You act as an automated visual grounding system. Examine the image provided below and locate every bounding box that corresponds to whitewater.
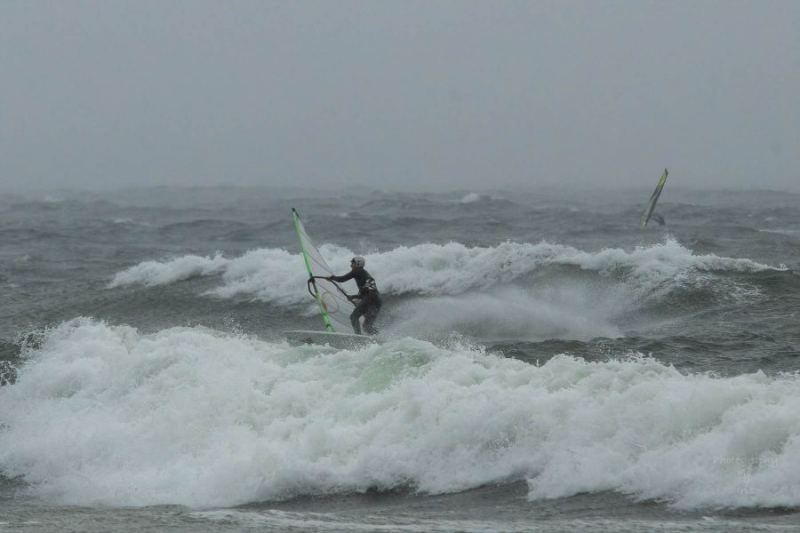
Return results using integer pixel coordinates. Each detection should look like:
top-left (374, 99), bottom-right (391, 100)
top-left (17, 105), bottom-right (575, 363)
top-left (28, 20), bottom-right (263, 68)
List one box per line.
top-left (3, 318), bottom-right (800, 510)
top-left (108, 237), bottom-right (779, 303)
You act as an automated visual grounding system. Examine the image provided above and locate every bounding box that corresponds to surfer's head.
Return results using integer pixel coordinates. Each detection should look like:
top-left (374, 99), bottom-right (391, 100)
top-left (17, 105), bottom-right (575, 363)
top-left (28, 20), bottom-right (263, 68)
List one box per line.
top-left (350, 256), bottom-right (366, 270)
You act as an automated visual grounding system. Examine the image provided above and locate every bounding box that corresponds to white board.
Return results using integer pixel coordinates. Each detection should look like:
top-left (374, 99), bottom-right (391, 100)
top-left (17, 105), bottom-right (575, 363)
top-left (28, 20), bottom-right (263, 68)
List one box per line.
top-left (284, 330), bottom-right (377, 349)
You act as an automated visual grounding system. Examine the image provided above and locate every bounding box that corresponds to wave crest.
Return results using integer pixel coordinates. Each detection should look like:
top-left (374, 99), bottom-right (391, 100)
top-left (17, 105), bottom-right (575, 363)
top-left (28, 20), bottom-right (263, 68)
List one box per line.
top-left (108, 238), bottom-right (783, 307)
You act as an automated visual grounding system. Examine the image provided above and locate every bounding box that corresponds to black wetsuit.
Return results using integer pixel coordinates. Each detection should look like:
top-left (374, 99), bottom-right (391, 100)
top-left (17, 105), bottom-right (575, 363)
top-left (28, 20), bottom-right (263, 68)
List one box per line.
top-left (330, 268), bottom-right (381, 335)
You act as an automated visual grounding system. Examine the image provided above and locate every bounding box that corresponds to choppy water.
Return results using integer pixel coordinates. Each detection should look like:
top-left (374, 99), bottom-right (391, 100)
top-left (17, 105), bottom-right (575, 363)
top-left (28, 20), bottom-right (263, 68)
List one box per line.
top-left (1, 186), bottom-right (800, 532)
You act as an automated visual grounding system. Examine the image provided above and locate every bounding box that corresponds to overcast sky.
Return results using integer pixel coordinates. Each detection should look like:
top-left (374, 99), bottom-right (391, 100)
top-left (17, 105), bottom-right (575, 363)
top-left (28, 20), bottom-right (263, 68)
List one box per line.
top-left (1, 0), bottom-right (798, 193)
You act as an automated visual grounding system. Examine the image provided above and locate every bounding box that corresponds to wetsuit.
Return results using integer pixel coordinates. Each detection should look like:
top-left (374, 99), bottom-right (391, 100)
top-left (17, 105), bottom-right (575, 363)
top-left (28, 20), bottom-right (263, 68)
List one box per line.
top-left (330, 268), bottom-right (381, 335)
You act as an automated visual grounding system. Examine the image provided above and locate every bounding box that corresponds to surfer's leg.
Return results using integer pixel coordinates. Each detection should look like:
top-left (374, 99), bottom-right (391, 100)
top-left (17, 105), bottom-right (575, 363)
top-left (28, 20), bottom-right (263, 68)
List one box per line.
top-left (363, 299), bottom-right (381, 335)
top-left (350, 306), bottom-right (363, 335)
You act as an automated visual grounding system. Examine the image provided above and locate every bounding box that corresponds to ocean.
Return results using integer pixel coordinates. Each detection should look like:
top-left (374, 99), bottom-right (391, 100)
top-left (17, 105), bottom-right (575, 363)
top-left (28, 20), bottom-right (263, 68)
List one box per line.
top-left (1, 185), bottom-right (799, 532)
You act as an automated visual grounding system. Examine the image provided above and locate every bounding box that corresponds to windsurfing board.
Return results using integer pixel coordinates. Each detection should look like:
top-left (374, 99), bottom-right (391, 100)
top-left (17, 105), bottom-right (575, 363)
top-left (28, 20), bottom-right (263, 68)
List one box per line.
top-left (284, 329), bottom-right (376, 349)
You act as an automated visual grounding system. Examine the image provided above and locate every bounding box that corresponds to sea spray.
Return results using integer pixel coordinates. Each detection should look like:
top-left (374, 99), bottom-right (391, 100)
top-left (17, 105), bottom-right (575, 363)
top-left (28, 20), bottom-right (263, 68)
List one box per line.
top-left (1, 319), bottom-right (799, 509)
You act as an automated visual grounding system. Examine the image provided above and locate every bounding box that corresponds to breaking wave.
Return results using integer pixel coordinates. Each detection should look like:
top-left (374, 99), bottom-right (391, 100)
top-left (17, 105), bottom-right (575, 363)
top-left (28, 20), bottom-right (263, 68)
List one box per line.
top-left (108, 238), bottom-right (784, 306)
top-left (1, 319), bottom-right (799, 509)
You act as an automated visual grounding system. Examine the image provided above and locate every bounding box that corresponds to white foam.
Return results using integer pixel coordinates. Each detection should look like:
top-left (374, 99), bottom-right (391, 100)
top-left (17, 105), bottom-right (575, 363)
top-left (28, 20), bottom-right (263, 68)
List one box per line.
top-left (460, 192), bottom-right (483, 204)
top-left (108, 238), bottom-right (782, 307)
top-left (759, 228), bottom-right (800, 236)
top-left (108, 253), bottom-right (229, 288)
top-left (1, 319), bottom-right (799, 509)
top-left (385, 285), bottom-right (625, 341)
top-left (111, 217), bottom-right (151, 227)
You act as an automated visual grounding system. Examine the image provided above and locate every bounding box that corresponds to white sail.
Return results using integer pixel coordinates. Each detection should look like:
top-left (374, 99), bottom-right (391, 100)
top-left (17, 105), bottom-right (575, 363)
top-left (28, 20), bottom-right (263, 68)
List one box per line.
top-left (292, 208), bottom-right (355, 332)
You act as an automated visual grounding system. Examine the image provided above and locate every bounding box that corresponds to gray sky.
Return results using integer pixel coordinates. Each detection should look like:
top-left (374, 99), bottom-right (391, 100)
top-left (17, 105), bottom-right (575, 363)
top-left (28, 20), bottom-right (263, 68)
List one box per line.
top-left (1, 0), bottom-right (798, 192)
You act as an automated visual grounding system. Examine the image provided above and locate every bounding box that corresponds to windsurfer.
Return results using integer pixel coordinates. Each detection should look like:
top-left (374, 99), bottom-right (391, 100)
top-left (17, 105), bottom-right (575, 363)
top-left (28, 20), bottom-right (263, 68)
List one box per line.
top-left (328, 256), bottom-right (382, 335)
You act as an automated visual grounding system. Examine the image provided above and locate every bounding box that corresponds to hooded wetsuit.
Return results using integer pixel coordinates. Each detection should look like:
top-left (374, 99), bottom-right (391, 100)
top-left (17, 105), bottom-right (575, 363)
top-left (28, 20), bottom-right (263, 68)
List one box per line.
top-left (330, 268), bottom-right (381, 335)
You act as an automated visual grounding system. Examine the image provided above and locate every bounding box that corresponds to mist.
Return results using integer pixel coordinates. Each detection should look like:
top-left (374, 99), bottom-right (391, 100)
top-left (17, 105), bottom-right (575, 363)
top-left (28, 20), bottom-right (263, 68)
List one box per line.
top-left (1, 0), bottom-right (798, 193)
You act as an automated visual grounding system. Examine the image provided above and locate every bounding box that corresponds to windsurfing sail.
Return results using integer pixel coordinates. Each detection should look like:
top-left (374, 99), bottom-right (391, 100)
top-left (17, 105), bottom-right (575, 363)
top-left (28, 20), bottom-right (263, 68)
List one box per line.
top-left (640, 168), bottom-right (669, 228)
top-left (292, 208), bottom-right (355, 332)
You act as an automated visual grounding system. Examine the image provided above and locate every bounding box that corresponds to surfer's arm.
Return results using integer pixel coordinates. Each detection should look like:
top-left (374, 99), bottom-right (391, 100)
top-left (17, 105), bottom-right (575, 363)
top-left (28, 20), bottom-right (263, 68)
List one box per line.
top-left (328, 272), bottom-right (354, 283)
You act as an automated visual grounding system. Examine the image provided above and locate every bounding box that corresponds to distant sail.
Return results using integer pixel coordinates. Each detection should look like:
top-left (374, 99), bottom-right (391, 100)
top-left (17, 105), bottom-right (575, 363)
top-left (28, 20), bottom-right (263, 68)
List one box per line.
top-left (292, 208), bottom-right (355, 332)
top-left (640, 168), bottom-right (669, 228)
